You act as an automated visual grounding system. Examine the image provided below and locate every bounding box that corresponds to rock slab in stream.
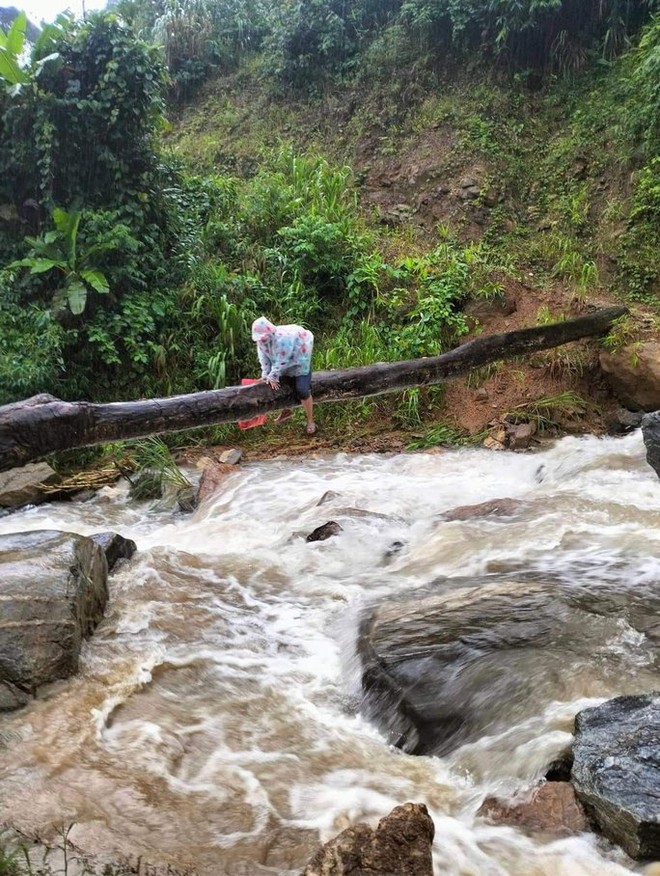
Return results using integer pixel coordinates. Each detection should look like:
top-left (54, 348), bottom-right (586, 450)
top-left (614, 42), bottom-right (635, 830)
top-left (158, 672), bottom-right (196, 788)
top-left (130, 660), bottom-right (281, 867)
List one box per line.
top-left (359, 578), bottom-right (656, 756)
top-left (302, 802), bottom-right (434, 876)
top-left (571, 693), bottom-right (660, 860)
top-left (0, 530), bottom-right (109, 711)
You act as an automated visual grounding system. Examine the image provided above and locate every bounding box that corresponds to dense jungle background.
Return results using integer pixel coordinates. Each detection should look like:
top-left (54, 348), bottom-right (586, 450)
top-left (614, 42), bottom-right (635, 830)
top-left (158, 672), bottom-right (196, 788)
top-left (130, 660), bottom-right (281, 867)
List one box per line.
top-left (1, 0), bottom-right (660, 458)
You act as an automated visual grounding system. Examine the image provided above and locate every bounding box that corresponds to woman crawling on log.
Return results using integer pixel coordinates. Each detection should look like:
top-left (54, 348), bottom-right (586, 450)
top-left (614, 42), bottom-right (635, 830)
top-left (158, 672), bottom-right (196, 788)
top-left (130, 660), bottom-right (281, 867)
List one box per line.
top-left (251, 317), bottom-right (317, 435)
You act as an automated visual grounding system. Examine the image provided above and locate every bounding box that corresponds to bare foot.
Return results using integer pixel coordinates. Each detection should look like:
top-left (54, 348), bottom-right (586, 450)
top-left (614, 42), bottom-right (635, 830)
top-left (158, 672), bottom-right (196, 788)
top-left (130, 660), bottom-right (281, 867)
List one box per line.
top-left (306, 422), bottom-right (317, 435)
top-left (274, 409), bottom-right (293, 424)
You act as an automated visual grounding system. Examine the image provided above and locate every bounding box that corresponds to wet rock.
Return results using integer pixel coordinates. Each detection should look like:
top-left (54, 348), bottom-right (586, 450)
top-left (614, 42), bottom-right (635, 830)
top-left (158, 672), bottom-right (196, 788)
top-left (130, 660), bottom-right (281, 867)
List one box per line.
top-left (90, 532), bottom-right (137, 572)
top-left (218, 448), bottom-right (243, 465)
top-left (506, 422), bottom-right (534, 450)
top-left (0, 462), bottom-right (59, 510)
top-left (317, 490), bottom-right (340, 505)
top-left (571, 693), bottom-right (660, 860)
top-left (600, 343), bottom-right (660, 411)
top-left (176, 486), bottom-right (197, 513)
top-left (196, 461), bottom-right (235, 505)
top-left (545, 753), bottom-right (574, 782)
top-left (612, 408), bottom-right (644, 433)
top-left (262, 824), bottom-right (320, 870)
top-left (302, 802), bottom-right (434, 876)
top-left (439, 497), bottom-right (525, 521)
top-left (0, 679), bottom-right (30, 712)
top-left (359, 578), bottom-right (653, 756)
top-left (306, 521), bottom-right (343, 542)
top-left (478, 782), bottom-right (588, 837)
top-left (641, 411), bottom-right (660, 480)
top-left (0, 530), bottom-right (108, 711)
top-left (385, 540), bottom-right (406, 559)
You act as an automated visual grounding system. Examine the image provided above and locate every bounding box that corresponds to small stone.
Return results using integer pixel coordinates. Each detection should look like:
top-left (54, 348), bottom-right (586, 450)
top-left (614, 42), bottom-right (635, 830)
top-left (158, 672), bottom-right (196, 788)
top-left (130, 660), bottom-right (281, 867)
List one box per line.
top-left (478, 782), bottom-right (588, 837)
top-left (218, 448), bottom-right (243, 465)
top-left (306, 521), bottom-right (343, 542)
top-left (506, 422), bottom-right (534, 450)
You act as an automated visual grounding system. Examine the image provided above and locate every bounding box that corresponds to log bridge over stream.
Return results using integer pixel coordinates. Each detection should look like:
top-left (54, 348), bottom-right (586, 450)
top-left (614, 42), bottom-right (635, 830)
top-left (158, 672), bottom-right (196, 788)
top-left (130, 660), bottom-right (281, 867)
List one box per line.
top-left (0, 306), bottom-right (628, 472)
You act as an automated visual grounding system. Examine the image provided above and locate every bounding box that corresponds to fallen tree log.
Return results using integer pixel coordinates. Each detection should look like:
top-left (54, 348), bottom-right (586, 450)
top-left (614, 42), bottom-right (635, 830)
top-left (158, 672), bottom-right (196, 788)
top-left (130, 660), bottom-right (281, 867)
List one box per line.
top-left (0, 306), bottom-right (627, 471)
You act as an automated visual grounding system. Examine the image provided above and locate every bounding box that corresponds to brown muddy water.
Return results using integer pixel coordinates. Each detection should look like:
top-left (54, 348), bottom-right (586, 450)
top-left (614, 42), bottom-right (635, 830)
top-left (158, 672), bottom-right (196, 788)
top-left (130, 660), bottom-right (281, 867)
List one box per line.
top-left (0, 432), bottom-right (659, 875)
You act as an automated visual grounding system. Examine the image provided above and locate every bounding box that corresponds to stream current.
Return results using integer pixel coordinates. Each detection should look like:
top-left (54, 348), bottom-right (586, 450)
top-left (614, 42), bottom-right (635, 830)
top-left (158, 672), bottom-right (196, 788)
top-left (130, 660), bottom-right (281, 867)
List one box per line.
top-left (0, 432), bottom-right (659, 875)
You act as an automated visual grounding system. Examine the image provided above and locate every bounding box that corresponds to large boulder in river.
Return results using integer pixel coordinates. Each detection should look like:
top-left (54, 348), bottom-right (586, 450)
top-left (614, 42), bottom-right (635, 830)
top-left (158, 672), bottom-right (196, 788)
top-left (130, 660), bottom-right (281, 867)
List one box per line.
top-left (302, 802), bottom-right (434, 876)
top-left (359, 577), bottom-right (657, 756)
top-left (0, 530), bottom-right (109, 711)
top-left (571, 694), bottom-right (660, 860)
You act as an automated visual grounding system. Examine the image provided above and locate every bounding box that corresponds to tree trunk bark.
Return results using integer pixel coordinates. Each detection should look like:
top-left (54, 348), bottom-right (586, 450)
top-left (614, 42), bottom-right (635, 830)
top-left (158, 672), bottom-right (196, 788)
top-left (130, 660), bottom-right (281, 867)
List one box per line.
top-left (0, 306), bottom-right (627, 472)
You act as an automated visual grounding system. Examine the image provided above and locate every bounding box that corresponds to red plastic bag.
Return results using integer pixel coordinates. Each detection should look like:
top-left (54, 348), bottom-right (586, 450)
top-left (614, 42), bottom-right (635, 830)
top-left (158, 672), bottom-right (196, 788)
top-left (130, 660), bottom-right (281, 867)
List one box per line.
top-left (238, 378), bottom-right (268, 430)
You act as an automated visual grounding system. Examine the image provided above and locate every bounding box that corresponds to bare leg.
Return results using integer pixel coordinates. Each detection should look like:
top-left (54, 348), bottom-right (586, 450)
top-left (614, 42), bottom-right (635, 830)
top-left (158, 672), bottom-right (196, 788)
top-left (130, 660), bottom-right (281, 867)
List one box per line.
top-left (301, 396), bottom-right (316, 434)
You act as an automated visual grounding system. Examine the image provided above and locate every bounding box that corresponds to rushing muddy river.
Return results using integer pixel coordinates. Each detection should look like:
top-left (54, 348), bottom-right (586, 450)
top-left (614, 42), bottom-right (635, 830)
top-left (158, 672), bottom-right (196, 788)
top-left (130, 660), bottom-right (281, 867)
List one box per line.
top-left (0, 432), bottom-right (659, 875)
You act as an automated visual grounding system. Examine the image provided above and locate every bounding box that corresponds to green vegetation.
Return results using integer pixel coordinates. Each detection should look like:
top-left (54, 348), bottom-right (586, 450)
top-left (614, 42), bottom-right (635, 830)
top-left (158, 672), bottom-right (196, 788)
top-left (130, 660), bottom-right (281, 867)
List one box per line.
top-left (127, 436), bottom-right (192, 502)
top-left (506, 391), bottom-right (597, 432)
top-left (0, 849), bottom-right (21, 876)
top-left (0, 0), bottom-right (659, 446)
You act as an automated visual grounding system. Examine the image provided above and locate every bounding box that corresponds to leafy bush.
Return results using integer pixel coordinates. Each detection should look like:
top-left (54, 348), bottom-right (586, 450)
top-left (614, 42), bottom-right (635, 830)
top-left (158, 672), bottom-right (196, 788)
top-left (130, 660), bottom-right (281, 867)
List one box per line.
top-left (0, 271), bottom-right (65, 403)
top-left (615, 157), bottom-right (660, 300)
top-left (1, 12), bottom-right (167, 210)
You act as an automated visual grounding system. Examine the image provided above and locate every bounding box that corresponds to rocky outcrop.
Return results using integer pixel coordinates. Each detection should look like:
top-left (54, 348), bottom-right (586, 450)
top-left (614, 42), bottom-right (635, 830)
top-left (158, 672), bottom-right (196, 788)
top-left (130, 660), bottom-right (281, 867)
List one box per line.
top-left (600, 343), bottom-right (660, 411)
top-left (302, 802), bottom-right (434, 876)
top-left (0, 530), bottom-right (109, 711)
top-left (478, 782), bottom-right (588, 837)
top-left (0, 462), bottom-right (59, 510)
top-left (642, 411), bottom-right (660, 480)
top-left (571, 694), bottom-right (660, 860)
top-left (89, 532), bottom-right (137, 571)
top-left (359, 577), bottom-right (655, 756)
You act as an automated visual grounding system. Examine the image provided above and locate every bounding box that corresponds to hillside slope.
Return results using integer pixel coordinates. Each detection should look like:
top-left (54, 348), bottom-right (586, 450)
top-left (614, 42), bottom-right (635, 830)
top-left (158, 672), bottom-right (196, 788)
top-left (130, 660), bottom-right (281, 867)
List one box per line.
top-left (166, 66), bottom-right (657, 448)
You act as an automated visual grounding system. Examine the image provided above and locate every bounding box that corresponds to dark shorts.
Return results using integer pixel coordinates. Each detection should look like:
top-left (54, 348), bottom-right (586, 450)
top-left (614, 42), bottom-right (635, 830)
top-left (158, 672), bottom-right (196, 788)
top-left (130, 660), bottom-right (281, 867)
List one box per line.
top-left (283, 371), bottom-right (312, 401)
